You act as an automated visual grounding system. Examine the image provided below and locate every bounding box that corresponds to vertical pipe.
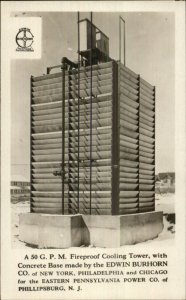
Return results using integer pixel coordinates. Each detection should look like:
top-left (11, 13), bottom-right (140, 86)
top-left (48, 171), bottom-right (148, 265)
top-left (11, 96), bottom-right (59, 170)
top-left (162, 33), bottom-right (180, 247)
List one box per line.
top-left (77, 12), bottom-right (80, 213)
top-left (137, 75), bottom-right (140, 213)
top-left (68, 69), bottom-right (72, 214)
top-left (153, 86), bottom-right (156, 211)
top-left (119, 17), bottom-right (121, 62)
top-left (111, 61), bottom-right (119, 215)
top-left (89, 12), bottom-right (92, 215)
top-left (119, 17), bottom-right (126, 66)
top-left (123, 19), bottom-right (126, 66)
top-left (61, 62), bottom-right (66, 215)
top-left (30, 76), bottom-right (33, 213)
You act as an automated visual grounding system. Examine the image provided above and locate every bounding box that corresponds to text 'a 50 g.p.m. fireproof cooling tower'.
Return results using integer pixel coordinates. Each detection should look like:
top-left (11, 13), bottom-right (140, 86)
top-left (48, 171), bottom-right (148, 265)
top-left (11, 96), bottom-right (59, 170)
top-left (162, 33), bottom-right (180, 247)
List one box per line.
top-left (19, 16), bottom-right (163, 248)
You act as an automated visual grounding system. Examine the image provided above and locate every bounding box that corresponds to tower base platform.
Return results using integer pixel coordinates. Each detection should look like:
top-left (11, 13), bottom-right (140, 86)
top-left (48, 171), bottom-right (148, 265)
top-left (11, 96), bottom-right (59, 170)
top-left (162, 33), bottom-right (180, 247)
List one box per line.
top-left (19, 211), bottom-right (163, 248)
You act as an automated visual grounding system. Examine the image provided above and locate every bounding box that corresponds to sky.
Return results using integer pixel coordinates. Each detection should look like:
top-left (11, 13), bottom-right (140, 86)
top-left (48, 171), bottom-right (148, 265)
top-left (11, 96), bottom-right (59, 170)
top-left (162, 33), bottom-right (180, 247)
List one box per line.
top-left (11, 12), bottom-right (175, 181)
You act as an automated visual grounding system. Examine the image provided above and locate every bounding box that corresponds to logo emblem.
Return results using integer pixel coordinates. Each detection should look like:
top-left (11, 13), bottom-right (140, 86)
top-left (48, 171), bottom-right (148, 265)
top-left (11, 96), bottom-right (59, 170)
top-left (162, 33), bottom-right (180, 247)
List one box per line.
top-left (16, 28), bottom-right (34, 52)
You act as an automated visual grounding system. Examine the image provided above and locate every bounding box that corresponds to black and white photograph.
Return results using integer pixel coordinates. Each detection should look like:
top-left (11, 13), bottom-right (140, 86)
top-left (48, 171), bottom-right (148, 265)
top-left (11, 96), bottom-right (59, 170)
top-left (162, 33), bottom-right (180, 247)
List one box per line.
top-left (11, 10), bottom-right (175, 248)
top-left (1, 1), bottom-right (185, 300)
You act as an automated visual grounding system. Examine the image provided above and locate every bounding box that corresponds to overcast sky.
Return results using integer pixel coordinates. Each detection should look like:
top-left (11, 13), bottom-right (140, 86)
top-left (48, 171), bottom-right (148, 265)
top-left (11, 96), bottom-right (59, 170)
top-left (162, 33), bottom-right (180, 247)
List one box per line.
top-left (11, 12), bottom-right (175, 181)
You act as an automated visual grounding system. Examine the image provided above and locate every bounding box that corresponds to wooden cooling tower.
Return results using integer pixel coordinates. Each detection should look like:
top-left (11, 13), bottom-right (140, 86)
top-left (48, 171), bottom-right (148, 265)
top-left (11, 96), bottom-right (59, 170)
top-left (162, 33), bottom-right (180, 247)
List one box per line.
top-left (30, 60), bottom-right (155, 216)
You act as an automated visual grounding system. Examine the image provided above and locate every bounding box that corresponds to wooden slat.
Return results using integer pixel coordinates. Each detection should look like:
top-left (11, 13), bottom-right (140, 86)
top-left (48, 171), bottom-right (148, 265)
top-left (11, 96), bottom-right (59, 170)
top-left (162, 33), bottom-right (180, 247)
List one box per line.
top-left (120, 81), bottom-right (138, 96)
top-left (120, 146), bottom-right (138, 155)
top-left (32, 177), bottom-right (62, 183)
top-left (32, 111), bottom-right (112, 127)
top-left (31, 208), bottom-right (64, 214)
top-left (33, 143), bottom-right (62, 150)
top-left (139, 162), bottom-right (155, 170)
top-left (119, 197), bottom-right (138, 203)
top-left (121, 108), bottom-right (138, 120)
top-left (139, 151), bottom-right (154, 159)
top-left (32, 154), bottom-right (66, 162)
top-left (32, 95), bottom-right (111, 111)
top-left (140, 105), bottom-right (155, 117)
top-left (31, 191), bottom-right (62, 197)
top-left (140, 122), bottom-right (154, 133)
top-left (139, 184), bottom-right (154, 191)
top-left (139, 191), bottom-right (154, 197)
top-left (32, 132), bottom-right (63, 141)
top-left (140, 85), bottom-right (154, 99)
top-left (120, 140), bottom-right (138, 150)
top-left (32, 162), bottom-right (62, 169)
top-left (139, 145), bottom-right (154, 154)
top-left (120, 178), bottom-right (138, 184)
top-left (33, 72), bottom-right (112, 94)
top-left (119, 208), bottom-right (138, 214)
top-left (119, 203), bottom-right (138, 209)
top-left (120, 72), bottom-right (138, 90)
top-left (32, 183), bottom-right (64, 191)
top-left (120, 120), bottom-right (138, 131)
top-left (33, 173), bottom-right (61, 179)
top-left (140, 111), bottom-right (154, 123)
top-left (139, 139), bottom-right (154, 149)
top-left (122, 115), bottom-right (138, 126)
top-left (32, 107), bottom-right (62, 117)
top-left (32, 118), bottom-right (62, 127)
top-left (119, 191), bottom-right (138, 197)
top-left (119, 172), bottom-right (138, 179)
top-left (120, 67), bottom-right (138, 84)
top-left (120, 128), bottom-right (139, 139)
top-left (120, 102), bottom-right (138, 115)
top-left (140, 77), bottom-right (154, 91)
top-left (32, 197), bottom-right (62, 202)
top-left (140, 97), bottom-right (155, 109)
top-left (139, 174), bottom-right (154, 180)
top-left (139, 179), bottom-right (154, 184)
top-left (120, 159), bottom-right (139, 168)
top-left (139, 116), bottom-right (154, 128)
top-left (139, 134), bottom-right (154, 144)
top-left (140, 89), bottom-right (154, 101)
top-left (120, 134), bottom-right (138, 145)
top-left (120, 152), bottom-right (138, 161)
top-left (32, 202), bottom-right (63, 208)
top-left (120, 93), bottom-right (139, 107)
top-left (139, 208), bottom-right (154, 213)
top-left (139, 197), bottom-right (154, 202)
top-left (32, 113), bottom-right (62, 121)
top-left (79, 208), bottom-right (111, 215)
top-left (33, 82), bottom-right (63, 92)
top-left (139, 202), bottom-right (154, 208)
top-left (119, 183), bottom-right (138, 191)
top-left (33, 61), bottom-right (112, 82)
top-left (139, 156), bottom-right (154, 164)
top-left (120, 65), bottom-right (138, 79)
top-left (139, 169), bottom-right (154, 176)
top-left (120, 166), bottom-right (138, 174)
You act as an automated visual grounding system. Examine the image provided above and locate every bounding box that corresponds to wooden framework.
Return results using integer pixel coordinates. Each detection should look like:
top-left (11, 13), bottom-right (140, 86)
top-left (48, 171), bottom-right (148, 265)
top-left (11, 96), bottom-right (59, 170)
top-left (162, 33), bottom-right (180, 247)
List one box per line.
top-left (30, 60), bottom-right (155, 215)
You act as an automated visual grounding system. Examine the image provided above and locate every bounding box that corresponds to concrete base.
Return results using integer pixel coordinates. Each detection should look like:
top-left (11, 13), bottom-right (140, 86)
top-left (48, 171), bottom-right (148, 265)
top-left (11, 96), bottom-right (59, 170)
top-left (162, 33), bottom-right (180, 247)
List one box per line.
top-left (19, 214), bottom-right (85, 248)
top-left (19, 212), bottom-right (163, 248)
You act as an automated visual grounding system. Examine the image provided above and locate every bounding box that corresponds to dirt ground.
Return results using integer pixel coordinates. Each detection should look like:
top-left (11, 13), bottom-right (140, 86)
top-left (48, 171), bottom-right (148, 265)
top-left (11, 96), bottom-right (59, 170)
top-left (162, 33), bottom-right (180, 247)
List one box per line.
top-left (11, 193), bottom-right (175, 248)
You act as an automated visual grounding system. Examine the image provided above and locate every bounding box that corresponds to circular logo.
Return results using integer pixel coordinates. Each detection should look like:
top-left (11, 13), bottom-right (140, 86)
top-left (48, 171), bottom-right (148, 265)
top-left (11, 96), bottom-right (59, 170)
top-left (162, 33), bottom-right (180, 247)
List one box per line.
top-left (16, 28), bottom-right (34, 51)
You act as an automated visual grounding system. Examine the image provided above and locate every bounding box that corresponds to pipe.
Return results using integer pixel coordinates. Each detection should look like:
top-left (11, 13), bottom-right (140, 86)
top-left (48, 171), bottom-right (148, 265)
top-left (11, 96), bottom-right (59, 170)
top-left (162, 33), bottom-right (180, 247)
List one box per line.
top-left (61, 58), bottom-right (66, 214)
top-left (61, 57), bottom-right (78, 70)
top-left (60, 57), bottom-right (79, 214)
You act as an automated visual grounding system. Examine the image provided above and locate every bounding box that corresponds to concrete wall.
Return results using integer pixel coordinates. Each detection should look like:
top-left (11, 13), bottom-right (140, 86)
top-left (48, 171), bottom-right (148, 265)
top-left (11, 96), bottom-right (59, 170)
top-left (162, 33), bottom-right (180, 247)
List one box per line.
top-left (19, 211), bottom-right (163, 248)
